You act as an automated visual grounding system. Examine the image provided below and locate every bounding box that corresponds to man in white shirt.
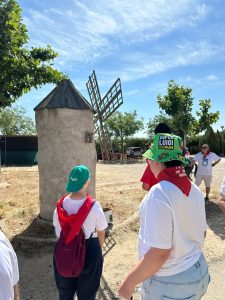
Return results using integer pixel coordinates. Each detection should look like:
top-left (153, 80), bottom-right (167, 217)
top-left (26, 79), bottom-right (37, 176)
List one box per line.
top-left (191, 144), bottom-right (221, 200)
top-left (0, 229), bottom-right (20, 300)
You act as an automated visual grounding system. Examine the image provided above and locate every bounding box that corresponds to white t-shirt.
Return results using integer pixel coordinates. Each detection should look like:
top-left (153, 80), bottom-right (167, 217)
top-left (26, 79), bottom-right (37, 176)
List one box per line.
top-left (138, 181), bottom-right (207, 276)
top-left (0, 230), bottom-right (19, 300)
top-left (221, 177), bottom-right (225, 196)
top-left (53, 197), bottom-right (108, 239)
top-left (194, 152), bottom-right (220, 175)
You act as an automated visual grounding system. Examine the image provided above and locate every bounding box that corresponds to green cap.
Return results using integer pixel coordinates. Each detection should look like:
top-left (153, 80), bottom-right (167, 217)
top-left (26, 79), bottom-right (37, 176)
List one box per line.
top-left (143, 133), bottom-right (189, 165)
top-left (66, 165), bottom-right (90, 193)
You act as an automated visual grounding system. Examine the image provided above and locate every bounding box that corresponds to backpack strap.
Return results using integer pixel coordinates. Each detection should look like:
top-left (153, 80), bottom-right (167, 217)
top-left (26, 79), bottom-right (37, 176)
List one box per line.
top-left (59, 194), bottom-right (95, 245)
top-left (82, 200), bottom-right (96, 240)
top-left (56, 195), bottom-right (67, 208)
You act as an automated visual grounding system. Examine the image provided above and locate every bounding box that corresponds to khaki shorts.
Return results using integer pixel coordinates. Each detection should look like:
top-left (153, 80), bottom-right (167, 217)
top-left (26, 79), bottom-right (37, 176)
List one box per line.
top-left (195, 174), bottom-right (212, 188)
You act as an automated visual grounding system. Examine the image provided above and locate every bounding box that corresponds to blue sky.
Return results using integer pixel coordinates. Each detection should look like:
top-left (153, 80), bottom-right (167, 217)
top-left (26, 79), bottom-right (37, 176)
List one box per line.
top-left (16, 0), bottom-right (225, 135)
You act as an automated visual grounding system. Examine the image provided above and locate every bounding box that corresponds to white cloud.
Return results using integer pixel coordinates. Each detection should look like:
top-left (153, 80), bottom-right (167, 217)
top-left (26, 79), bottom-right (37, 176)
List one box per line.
top-left (22, 0), bottom-right (210, 66)
top-left (206, 74), bottom-right (219, 81)
top-left (99, 40), bottom-right (225, 82)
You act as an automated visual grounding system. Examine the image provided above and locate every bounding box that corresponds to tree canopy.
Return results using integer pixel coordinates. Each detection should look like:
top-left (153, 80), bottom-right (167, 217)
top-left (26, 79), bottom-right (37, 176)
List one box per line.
top-left (107, 111), bottom-right (143, 153)
top-left (195, 99), bottom-right (220, 133)
top-left (148, 80), bottom-right (220, 145)
top-left (157, 80), bottom-right (195, 139)
top-left (0, 106), bottom-right (36, 135)
top-left (0, 0), bottom-right (66, 108)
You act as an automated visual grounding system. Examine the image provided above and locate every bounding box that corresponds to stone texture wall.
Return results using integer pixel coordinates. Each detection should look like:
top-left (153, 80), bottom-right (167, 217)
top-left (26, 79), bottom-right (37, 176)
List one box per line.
top-left (36, 108), bottom-right (96, 221)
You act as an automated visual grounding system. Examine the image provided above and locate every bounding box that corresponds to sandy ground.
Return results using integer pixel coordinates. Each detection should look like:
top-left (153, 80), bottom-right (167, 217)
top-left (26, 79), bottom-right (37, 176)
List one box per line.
top-left (0, 159), bottom-right (225, 299)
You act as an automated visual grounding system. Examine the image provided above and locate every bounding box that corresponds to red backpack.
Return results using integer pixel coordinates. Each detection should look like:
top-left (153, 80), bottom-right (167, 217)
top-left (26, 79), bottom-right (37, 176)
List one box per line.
top-left (54, 195), bottom-right (95, 278)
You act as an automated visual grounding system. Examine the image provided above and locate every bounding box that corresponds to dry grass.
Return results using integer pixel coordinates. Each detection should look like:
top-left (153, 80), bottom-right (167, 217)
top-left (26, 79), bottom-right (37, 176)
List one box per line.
top-left (0, 163), bottom-right (146, 238)
top-left (0, 167), bottom-right (39, 238)
top-left (1, 161), bottom-right (225, 300)
top-left (0, 159), bottom-right (224, 239)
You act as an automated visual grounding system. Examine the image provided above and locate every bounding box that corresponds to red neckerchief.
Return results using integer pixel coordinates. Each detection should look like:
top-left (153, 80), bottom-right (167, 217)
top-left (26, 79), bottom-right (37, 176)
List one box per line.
top-left (157, 166), bottom-right (191, 196)
top-left (56, 194), bottom-right (94, 244)
top-left (201, 150), bottom-right (210, 159)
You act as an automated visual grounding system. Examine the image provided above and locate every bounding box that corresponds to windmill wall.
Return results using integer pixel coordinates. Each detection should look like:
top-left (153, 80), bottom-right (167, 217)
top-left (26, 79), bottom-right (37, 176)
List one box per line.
top-left (36, 108), bottom-right (96, 221)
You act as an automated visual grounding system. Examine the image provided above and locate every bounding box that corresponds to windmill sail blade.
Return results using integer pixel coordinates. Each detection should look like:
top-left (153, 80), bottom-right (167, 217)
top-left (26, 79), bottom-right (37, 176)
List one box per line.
top-left (86, 70), bottom-right (101, 113)
top-left (99, 78), bottom-right (123, 122)
top-left (86, 70), bottom-right (123, 161)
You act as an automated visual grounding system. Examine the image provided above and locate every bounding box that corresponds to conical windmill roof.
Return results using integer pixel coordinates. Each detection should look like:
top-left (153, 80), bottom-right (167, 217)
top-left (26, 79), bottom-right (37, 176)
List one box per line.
top-left (34, 79), bottom-right (95, 112)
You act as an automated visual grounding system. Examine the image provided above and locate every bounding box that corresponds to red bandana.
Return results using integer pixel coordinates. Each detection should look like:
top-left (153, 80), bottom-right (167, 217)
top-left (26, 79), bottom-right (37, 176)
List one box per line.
top-left (157, 166), bottom-right (191, 196)
top-left (56, 194), bottom-right (94, 244)
top-left (201, 150), bottom-right (210, 159)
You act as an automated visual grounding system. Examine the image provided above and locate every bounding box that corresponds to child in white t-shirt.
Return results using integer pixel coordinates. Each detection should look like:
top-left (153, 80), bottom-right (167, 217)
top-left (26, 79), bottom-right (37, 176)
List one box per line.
top-left (53, 165), bottom-right (108, 300)
top-left (0, 229), bottom-right (19, 300)
top-left (219, 177), bottom-right (225, 212)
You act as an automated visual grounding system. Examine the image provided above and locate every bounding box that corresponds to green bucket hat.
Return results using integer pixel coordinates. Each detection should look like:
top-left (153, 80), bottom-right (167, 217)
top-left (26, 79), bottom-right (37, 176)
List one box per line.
top-left (143, 133), bottom-right (189, 165)
top-left (66, 165), bottom-right (90, 193)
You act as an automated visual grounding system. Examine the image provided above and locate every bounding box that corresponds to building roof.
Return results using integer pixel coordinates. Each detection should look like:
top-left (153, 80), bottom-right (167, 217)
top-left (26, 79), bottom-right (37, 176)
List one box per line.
top-left (34, 79), bottom-right (95, 112)
top-left (0, 135), bottom-right (38, 151)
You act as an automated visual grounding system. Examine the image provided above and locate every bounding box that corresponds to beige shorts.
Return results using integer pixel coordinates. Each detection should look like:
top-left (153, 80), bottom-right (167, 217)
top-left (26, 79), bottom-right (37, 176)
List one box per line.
top-left (195, 174), bottom-right (212, 188)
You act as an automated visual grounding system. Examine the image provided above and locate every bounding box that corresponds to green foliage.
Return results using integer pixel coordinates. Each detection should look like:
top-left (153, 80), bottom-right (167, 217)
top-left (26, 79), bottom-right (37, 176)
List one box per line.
top-left (186, 128), bottom-right (225, 155)
top-left (157, 80), bottom-right (195, 137)
top-left (215, 130), bottom-right (222, 154)
top-left (150, 81), bottom-right (220, 143)
top-left (107, 111), bottom-right (144, 152)
top-left (0, 0), bottom-right (66, 108)
top-left (198, 127), bottom-right (221, 154)
top-left (125, 137), bottom-right (149, 151)
top-left (0, 106), bottom-right (36, 135)
top-left (186, 135), bottom-right (201, 154)
top-left (195, 99), bottom-right (220, 133)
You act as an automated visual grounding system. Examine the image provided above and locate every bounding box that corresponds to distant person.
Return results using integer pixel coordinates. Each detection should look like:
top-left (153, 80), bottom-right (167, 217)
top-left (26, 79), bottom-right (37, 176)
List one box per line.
top-left (141, 123), bottom-right (171, 191)
top-left (219, 177), bottom-right (225, 212)
top-left (0, 229), bottom-right (20, 300)
top-left (185, 147), bottom-right (190, 159)
top-left (183, 147), bottom-right (193, 180)
top-left (191, 144), bottom-right (221, 200)
top-left (53, 165), bottom-right (108, 300)
top-left (119, 133), bottom-right (209, 300)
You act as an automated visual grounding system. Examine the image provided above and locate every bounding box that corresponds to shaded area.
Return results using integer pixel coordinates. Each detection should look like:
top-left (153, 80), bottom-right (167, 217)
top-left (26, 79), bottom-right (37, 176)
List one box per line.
top-left (17, 251), bottom-right (56, 300)
top-left (97, 276), bottom-right (119, 300)
top-left (11, 216), bottom-right (55, 254)
top-left (16, 216), bottom-right (54, 238)
top-left (206, 200), bottom-right (225, 241)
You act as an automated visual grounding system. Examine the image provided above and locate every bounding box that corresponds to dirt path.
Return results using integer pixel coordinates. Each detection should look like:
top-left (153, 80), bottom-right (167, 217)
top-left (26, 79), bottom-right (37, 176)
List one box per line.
top-left (1, 160), bottom-right (225, 299)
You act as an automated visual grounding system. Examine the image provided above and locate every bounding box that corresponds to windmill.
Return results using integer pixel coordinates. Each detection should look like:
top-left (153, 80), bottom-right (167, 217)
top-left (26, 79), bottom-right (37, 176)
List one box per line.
top-left (86, 71), bottom-right (123, 161)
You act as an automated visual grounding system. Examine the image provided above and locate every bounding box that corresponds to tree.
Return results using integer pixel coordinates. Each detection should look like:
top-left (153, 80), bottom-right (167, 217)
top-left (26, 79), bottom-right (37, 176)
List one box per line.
top-left (154, 80), bottom-right (220, 146)
top-left (195, 99), bottom-right (220, 133)
top-left (0, 106), bottom-right (36, 135)
top-left (157, 80), bottom-right (195, 145)
top-left (0, 0), bottom-right (66, 108)
top-left (107, 111), bottom-right (143, 153)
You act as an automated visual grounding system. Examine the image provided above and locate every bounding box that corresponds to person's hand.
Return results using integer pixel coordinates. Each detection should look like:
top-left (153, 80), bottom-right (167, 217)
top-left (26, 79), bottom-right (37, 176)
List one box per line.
top-left (118, 278), bottom-right (135, 299)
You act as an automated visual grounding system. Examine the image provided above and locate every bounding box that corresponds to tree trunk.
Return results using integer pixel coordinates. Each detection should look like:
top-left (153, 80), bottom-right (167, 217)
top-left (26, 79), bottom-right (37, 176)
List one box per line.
top-left (183, 133), bottom-right (187, 148)
top-left (121, 137), bottom-right (124, 160)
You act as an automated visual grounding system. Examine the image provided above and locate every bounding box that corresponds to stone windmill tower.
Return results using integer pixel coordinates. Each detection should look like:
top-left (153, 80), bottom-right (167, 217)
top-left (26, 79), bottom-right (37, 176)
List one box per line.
top-left (34, 79), bottom-right (96, 221)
